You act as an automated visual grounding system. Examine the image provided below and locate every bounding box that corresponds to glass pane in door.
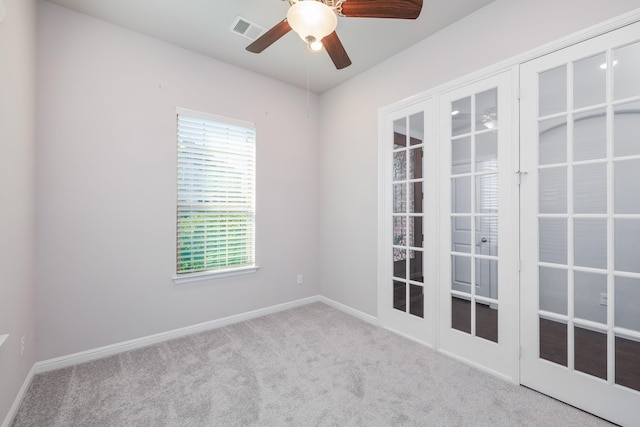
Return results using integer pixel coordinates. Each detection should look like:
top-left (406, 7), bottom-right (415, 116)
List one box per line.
top-left (613, 41), bottom-right (640, 100)
top-left (534, 42), bottom-right (640, 395)
top-left (449, 88), bottom-right (500, 342)
top-left (391, 113), bottom-right (425, 318)
top-left (520, 24), bottom-right (640, 426)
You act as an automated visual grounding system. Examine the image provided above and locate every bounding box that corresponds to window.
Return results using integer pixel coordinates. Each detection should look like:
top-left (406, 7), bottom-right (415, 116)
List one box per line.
top-left (176, 109), bottom-right (256, 280)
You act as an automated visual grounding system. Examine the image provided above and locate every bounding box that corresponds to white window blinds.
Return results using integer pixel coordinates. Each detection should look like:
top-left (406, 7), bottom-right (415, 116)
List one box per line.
top-left (176, 110), bottom-right (256, 275)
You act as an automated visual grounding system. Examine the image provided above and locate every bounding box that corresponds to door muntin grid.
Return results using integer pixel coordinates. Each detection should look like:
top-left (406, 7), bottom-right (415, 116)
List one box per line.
top-left (392, 112), bottom-right (425, 318)
top-left (450, 88), bottom-right (500, 343)
top-left (536, 40), bottom-right (640, 392)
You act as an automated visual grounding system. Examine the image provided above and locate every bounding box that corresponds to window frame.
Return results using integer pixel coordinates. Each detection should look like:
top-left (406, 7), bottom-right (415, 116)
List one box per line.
top-left (174, 107), bottom-right (258, 284)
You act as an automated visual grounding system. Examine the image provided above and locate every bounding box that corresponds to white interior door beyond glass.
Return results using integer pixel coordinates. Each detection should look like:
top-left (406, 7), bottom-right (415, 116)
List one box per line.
top-left (439, 70), bottom-right (519, 382)
top-left (520, 21), bottom-right (640, 426)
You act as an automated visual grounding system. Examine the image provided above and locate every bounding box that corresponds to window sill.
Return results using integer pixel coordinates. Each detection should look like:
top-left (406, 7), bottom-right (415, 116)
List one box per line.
top-left (173, 265), bottom-right (260, 284)
top-left (0, 334), bottom-right (8, 348)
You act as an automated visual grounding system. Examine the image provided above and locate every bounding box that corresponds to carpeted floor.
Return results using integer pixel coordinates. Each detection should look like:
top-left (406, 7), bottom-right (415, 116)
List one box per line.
top-left (12, 302), bottom-right (612, 426)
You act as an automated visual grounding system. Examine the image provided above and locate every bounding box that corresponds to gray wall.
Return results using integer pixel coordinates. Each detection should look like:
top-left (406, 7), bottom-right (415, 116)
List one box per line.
top-left (0, 0), bottom-right (37, 421)
top-left (35, 2), bottom-right (321, 361)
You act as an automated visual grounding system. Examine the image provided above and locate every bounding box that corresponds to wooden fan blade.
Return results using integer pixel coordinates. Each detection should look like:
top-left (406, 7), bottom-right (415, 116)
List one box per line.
top-left (341, 0), bottom-right (423, 19)
top-left (246, 19), bottom-right (291, 53)
top-left (323, 31), bottom-right (352, 70)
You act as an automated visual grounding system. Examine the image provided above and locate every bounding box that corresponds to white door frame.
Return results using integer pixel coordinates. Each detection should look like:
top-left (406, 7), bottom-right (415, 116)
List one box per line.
top-left (437, 70), bottom-right (520, 383)
top-left (378, 98), bottom-right (436, 347)
top-left (519, 21), bottom-right (640, 427)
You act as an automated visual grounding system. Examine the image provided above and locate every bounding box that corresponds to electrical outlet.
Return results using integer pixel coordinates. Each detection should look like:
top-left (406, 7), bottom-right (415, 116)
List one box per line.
top-left (297, 274), bottom-right (303, 285)
top-left (20, 335), bottom-right (25, 357)
top-left (599, 293), bottom-right (608, 306)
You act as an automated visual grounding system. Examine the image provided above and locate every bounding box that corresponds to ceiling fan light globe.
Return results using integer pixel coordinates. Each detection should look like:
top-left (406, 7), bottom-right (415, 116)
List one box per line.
top-left (308, 40), bottom-right (324, 52)
top-left (287, 1), bottom-right (337, 44)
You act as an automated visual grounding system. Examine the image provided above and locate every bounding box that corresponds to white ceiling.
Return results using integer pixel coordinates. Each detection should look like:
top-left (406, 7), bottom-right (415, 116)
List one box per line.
top-left (44, 0), bottom-right (494, 93)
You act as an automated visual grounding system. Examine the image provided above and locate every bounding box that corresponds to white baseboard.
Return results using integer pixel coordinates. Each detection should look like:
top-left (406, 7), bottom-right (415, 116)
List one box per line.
top-left (437, 348), bottom-right (516, 384)
top-left (2, 365), bottom-right (35, 427)
top-left (381, 324), bottom-right (434, 350)
top-left (10, 296), bottom-right (373, 425)
top-left (318, 296), bottom-right (379, 326)
top-left (35, 296), bottom-right (321, 374)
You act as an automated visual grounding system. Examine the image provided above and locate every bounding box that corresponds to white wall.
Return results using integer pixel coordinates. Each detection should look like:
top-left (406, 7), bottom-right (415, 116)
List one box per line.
top-left (36, 1), bottom-right (321, 361)
top-left (0, 0), bottom-right (37, 421)
top-left (319, 0), bottom-right (640, 315)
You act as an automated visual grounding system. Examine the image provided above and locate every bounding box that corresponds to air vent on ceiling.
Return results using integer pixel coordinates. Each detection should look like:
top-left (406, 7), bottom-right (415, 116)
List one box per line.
top-left (230, 16), bottom-right (265, 41)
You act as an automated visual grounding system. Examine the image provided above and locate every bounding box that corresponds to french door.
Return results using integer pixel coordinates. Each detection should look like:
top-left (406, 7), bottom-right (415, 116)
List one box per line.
top-left (379, 16), bottom-right (640, 426)
top-left (379, 99), bottom-right (436, 346)
top-left (438, 71), bottom-right (518, 381)
top-left (379, 72), bottom-right (518, 380)
top-left (520, 21), bottom-right (640, 426)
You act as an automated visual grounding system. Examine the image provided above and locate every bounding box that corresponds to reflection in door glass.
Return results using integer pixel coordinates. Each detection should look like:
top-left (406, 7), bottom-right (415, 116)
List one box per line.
top-left (614, 101), bottom-right (640, 157)
top-left (574, 327), bottom-right (607, 380)
top-left (410, 284), bottom-right (424, 318)
top-left (615, 336), bottom-right (640, 392)
top-left (539, 65), bottom-right (567, 116)
top-left (451, 255), bottom-right (471, 293)
top-left (574, 163), bottom-right (607, 214)
top-left (393, 150), bottom-right (407, 180)
top-left (393, 216), bottom-right (406, 247)
top-left (476, 174), bottom-right (498, 213)
top-left (452, 296), bottom-right (471, 334)
top-left (475, 258), bottom-right (498, 299)
top-left (614, 219), bottom-right (640, 273)
top-left (476, 302), bottom-right (498, 343)
top-left (393, 183), bottom-right (406, 213)
top-left (393, 280), bottom-right (406, 311)
top-left (476, 132), bottom-right (498, 172)
top-left (574, 108), bottom-right (607, 161)
top-left (539, 167), bottom-right (567, 214)
top-left (574, 271), bottom-right (607, 324)
top-left (449, 88), bottom-right (501, 344)
top-left (409, 181), bottom-right (423, 214)
top-left (573, 53), bottom-right (606, 109)
top-left (452, 176), bottom-right (471, 213)
top-left (539, 266), bottom-right (568, 315)
top-left (615, 276), bottom-right (640, 331)
top-left (409, 250), bottom-right (424, 284)
top-left (410, 112), bottom-right (424, 144)
top-left (451, 216), bottom-right (471, 254)
top-left (409, 147), bottom-right (424, 179)
top-left (539, 318), bottom-right (568, 366)
top-left (614, 158), bottom-right (640, 214)
top-left (393, 126), bottom-right (406, 148)
top-left (539, 219), bottom-right (568, 265)
top-left (539, 116), bottom-right (567, 165)
top-left (614, 41), bottom-right (640, 101)
top-left (391, 113), bottom-right (425, 319)
top-left (476, 89), bottom-right (498, 131)
top-left (476, 217), bottom-right (498, 256)
top-left (452, 97), bottom-right (471, 136)
top-left (393, 248), bottom-right (407, 279)
top-left (573, 219), bottom-right (607, 269)
top-left (452, 137), bottom-right (471, 174)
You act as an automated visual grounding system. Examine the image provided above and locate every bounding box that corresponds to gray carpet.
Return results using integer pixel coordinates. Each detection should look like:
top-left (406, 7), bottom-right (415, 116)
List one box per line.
top-left (12, 302), bottom-right (611, 426)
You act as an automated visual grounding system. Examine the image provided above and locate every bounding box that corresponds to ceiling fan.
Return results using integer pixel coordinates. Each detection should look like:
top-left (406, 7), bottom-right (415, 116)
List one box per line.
top-left (246, 0), bottom-right (423, 70)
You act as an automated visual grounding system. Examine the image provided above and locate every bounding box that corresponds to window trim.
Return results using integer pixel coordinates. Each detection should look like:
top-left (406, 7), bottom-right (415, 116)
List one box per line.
top-left (175, 107), bottom-right (257, 280)
top-left (172, 265), bottom-right (259, 285)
